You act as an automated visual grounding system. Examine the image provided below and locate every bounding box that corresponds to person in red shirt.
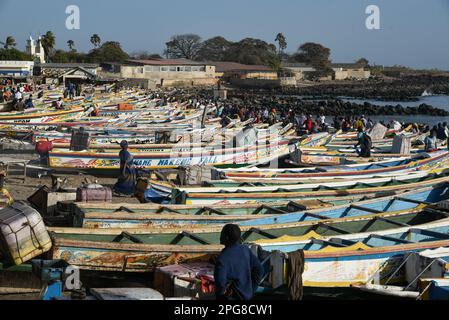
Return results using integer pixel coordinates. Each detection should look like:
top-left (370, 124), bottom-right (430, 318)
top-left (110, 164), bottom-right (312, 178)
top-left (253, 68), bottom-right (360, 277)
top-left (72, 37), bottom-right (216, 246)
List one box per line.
top-left (304, 115), bottom-right (314, 133)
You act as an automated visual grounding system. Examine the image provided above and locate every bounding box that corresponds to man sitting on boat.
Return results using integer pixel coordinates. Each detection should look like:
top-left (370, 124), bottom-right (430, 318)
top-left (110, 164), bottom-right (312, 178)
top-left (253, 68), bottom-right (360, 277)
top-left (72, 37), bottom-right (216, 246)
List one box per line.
top-left (113, 140), bottom-right (137, 196)
top-left (214, 224), bottom-right (264, 301)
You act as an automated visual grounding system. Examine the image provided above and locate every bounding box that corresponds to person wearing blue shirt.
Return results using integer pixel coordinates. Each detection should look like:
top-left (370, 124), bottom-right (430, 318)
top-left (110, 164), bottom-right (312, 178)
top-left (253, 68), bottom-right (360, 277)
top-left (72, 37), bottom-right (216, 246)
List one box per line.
top-left (24, 95), bottom-right (34, 109)
top-left (214, 224), bottom-right (264, 300)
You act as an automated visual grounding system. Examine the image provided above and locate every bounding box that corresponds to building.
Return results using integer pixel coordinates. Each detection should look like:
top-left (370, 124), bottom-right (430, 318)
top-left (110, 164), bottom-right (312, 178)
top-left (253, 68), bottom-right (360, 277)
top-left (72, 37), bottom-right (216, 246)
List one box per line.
top-left (119, 59), bottom-right (217, 88)
top-left (0, 61), bottom-right (34, 78)
top-left (281, 63), bottom-right (315, 81)
top-left (331, 63), bottom-right (371, 80)
top-left (211, 62), bottom-right (278, 81)
top-left (26, 36), bottom-right (45, 64)
top-left (282, 62), bottom-right (371, 81)
top-left (34, 63), bottom-right (100, 85)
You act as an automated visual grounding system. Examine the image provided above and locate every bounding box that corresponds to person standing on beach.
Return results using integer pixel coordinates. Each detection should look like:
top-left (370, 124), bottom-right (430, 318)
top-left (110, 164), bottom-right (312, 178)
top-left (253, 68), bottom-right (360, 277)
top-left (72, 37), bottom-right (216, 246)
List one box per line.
top-left (355, 128), bottom-right (372, 157)
top-left (214, 224), bottom-right (264, 301)
top-left (113, 140), bottom-right (137, 196)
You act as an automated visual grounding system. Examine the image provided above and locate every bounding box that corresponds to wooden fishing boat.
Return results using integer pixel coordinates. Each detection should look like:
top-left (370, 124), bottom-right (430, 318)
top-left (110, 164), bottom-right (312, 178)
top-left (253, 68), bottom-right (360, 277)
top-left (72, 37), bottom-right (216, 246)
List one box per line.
top-left (50, 184), bottom-right (449, 242)
top-left (172, 168), bottom-right (449, 205)
top-left (48, 139), bottom-right (294, 173)
top-left (214, 150), bottom-right (449, 181)
top-left (0, 107), bottom-right (85, 123)
top-left (49, 214), bottom-right (449, 282)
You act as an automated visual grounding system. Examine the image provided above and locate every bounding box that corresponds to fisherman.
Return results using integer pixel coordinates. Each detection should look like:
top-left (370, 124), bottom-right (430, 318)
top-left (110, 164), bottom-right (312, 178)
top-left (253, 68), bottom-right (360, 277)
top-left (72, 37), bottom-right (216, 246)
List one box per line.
top-left (24, 95), bottom-right (34, 109)
top-left (355, 127), bottom-right (372, 158)
top-left (67, 82), bottom-right (75, 100)
top-left (436, 122), bottom-right (448, 145)
top-left (304, 115), bottom-right (314, 134)
top-left (354, 117), bottom-right (365, 131)
top-left (214, 224), bottom-right (264, 301)
top-left (268, 108), bottom-right (277, 125)
top-left (424, 130), bottom-right (438, 152)
top-left (113, 140), bottom-right (137, 196)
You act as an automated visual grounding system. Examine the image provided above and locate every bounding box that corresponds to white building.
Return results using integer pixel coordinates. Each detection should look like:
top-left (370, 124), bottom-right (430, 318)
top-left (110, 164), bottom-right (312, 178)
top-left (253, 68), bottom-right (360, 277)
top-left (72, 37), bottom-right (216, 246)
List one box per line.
top-left (0, 61), bottom-right (34, 78)
top-left (26, 36), bottom-right (46, 63)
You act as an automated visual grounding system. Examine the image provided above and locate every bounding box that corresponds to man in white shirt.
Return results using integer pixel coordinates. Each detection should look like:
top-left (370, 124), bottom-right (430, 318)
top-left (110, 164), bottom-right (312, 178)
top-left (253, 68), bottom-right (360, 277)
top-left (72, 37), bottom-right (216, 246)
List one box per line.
top-left (14, 90), bottom-right (22, 101)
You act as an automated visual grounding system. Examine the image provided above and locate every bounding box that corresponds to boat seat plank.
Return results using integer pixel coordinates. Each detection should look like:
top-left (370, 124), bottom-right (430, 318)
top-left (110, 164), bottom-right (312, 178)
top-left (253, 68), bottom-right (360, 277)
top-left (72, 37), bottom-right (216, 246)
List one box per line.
top-left (368, 234), bottom-right (414, 244)
top-left (170, 231), bottom-right (211, 245)
top-left (394, 197), bottom-right (432, 206)
top-left (311, 238), bottom-right (347, 248)
top-left (350, 205), bottom-right (384, 214)
top-left (114, 206), bottom-right (136, 213)
top-left (408, 228), bottom-right (449, 239)
top-left (242, 228), bottom-right (278, 241)
top-left (302, 212), bottom-right (328, 220)
top-left (314, 222), bottom-right (351, 234)
top-left (156, 207), bottom-right (182, 214)
top-left (375, 216), bottom-right (410, 227)
top-left (112, 232), bottom-right (143, 244)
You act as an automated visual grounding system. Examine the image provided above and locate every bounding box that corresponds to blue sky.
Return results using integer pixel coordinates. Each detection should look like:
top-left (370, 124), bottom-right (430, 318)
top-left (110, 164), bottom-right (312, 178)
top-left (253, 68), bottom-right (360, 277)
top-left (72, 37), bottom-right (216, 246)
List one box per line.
top-left (1, 0), bottom-right (448, 69)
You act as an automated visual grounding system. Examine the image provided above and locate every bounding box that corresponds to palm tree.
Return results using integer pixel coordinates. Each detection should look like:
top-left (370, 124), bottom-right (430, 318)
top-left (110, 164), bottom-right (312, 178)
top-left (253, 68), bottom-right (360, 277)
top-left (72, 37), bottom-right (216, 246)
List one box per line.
top-left (67, 40), bottom-right (75, 51)
top-left (41, 31), bottom-right (56, 60)
top-left (3, 36), bottom-right (16, 49)
top-left (275, 33), bottom-right (287, 57)
top-left (90, 34), bottom-right (101, 48)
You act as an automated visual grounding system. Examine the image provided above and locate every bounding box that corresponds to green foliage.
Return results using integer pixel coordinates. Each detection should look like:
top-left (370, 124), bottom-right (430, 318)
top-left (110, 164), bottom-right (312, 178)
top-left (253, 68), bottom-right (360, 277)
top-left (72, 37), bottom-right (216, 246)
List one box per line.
top-left (196, 36), bottom-right (232, 61)
top-left (90, 34), bottom-right (101, 48)
top-left (41, 31), bottom-right (56, 60)
top-left (87, 41), bottom-right (129, 63)
top-left (0, 48), bottom-right (32, 61)
top-left (67, 40), bottom-right (75, 51)
top-left (275, 33), bottom-right (287, 56)
top-left (223, 38), bottom-right (278, 66)
top-left (356, 57), bottom-right (369, 67)
top-left (292, 42), bottom-right (333, 78)
top-left (130, 51), bottom-right (163, 60)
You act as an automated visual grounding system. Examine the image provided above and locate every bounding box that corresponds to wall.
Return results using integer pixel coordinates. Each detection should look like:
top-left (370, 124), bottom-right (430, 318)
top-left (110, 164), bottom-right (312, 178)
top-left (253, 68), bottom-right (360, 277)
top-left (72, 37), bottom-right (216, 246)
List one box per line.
top-left (0, 61), bottom-right (34, 77)
top-left (120, 65), bottom-right (217, 88)
top-left (120, 65), bottom-right (216, 80)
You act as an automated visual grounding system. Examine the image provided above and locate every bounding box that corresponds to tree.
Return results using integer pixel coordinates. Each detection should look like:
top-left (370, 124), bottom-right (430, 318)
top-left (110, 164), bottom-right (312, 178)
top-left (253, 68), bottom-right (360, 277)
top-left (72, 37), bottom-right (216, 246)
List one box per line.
top-left (41, 31), bottom-right (56, 60)
top-left (87, 41), bottom-right (129, 63)
top-left (196, 36), bottom-right (233, 61)
top-left (67, 40), bottom-right (75, 51)
top-left (2, 36), bottom-right (17, 49)
top-left (130, 51), bottom-right (163, 60)
top-left (0, 48), bottom-right (31, 61)
top-left (356, 57), bottom-right (369, 67)
top-left (224, 38), bottom-right (278, 66)
top-left (292, 42), bottom-right (333, 77)
top-left (90, 34), bottom-right (101, 48)
top-left (165, 34), bottom-right (202, 60)
top-left (275, 33), bottom-right (287, 57)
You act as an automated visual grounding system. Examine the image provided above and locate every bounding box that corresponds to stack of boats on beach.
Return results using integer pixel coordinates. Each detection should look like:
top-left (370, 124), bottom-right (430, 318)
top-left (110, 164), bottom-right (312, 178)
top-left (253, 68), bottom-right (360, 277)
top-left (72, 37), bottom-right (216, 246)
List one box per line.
top-left (3, 88), bottom-right (449, 299)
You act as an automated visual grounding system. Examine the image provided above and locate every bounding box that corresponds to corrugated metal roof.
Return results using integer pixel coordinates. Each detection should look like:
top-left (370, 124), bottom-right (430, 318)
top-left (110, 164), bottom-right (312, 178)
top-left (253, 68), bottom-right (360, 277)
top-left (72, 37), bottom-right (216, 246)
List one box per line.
top-left (36, 63), bottom-right (100, 69)
top-left (209, 61), bottom-right (274, 73)
top-left (125, 59), bottom-right (206, 66)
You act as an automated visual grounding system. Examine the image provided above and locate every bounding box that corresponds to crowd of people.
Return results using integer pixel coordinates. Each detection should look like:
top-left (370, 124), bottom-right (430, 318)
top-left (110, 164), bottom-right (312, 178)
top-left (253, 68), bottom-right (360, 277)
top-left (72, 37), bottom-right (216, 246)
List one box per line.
top-left (0, 80), bottom-right (37, 111)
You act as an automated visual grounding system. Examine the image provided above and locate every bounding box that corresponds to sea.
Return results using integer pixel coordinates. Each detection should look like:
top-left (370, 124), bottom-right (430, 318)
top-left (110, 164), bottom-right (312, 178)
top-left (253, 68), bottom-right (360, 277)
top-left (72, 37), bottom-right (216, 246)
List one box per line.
top-left (340, 95), bottom-right (449, 126)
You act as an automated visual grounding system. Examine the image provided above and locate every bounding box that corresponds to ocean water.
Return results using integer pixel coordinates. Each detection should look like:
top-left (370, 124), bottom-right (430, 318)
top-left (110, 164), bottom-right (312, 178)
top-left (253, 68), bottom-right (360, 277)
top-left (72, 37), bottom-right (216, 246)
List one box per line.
top-left (339, 95), bottom-right (449, 126)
